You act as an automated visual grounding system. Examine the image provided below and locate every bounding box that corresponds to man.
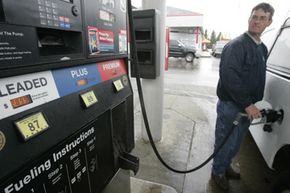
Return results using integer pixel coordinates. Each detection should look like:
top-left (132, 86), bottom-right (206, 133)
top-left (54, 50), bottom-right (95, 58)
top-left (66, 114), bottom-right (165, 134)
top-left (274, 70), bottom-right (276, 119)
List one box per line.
top-left (211, 3), bottom-right (274, 191)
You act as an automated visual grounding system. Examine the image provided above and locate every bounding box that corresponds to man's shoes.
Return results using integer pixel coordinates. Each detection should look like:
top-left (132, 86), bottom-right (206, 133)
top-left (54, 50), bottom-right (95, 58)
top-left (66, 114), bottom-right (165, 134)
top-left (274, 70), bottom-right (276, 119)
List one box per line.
top-left (211, 173), bottom-right (229, 191)
top-left (226, 164), bottom-right (241, 179)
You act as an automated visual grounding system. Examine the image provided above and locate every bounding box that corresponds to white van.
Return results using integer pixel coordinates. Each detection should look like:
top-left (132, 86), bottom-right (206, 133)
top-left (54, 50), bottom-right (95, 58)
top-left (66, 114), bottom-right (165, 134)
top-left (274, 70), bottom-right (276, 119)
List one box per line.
top-left (212, 40), bottom-right (229, 57)
top-left (249, 13), bottom-right (290, 192)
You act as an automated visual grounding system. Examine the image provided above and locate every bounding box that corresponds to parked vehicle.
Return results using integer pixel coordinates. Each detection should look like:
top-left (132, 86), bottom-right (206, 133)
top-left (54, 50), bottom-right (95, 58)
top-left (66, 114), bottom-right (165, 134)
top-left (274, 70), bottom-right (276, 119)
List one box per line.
top-left (169, 39), bottom-right (198, 62)
top-left (212, 40), bottom-right (228, 57)
top-left (249, 13), bottom-right (290, 193)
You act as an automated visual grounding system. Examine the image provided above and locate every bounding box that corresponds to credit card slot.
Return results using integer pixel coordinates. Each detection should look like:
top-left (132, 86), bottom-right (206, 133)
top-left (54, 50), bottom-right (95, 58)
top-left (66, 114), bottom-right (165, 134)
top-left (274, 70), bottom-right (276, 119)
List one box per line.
top-left (37, 28), bottom-right (82, 56)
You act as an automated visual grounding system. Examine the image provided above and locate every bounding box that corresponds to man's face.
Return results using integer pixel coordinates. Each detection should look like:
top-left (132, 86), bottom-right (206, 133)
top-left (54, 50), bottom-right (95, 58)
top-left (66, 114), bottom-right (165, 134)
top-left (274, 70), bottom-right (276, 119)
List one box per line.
top-left (248, 8), bottom-right (272, 36)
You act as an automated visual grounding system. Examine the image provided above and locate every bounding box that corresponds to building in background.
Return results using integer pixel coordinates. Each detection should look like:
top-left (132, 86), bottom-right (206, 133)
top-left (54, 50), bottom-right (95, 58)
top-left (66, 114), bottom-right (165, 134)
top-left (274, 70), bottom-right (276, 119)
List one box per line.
top-left (166, 6), bottom-right (203, 50)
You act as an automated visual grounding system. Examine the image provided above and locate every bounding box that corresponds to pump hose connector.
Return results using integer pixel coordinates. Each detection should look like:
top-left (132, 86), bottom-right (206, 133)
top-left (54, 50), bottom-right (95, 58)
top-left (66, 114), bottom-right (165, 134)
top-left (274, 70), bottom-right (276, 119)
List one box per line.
top-left (233, 113), bottom-right (248, 126)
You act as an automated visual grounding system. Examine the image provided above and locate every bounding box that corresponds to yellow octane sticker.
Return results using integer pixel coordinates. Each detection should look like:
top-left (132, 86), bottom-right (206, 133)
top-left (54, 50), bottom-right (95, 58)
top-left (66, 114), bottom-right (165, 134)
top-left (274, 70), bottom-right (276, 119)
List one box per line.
top-left (0, 131), bottom-right (6, 151)
top-left (81, 90), bottom-right (98, 108)
top-left (113, 79), bottom-right (124, 92)
top-left (15, 112), bottom-right (49, 141)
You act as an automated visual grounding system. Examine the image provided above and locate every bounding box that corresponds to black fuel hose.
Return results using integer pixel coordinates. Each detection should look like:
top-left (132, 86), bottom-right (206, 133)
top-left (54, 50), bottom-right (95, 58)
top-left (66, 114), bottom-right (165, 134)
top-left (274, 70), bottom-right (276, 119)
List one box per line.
top-left (127, 0), bottom-right (246, 174)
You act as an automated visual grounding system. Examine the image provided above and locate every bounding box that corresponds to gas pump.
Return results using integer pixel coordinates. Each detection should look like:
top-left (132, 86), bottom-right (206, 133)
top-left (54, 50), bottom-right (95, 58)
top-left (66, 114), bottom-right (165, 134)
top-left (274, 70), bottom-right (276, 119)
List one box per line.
top-left (0, 0), bottom-right (138, 193)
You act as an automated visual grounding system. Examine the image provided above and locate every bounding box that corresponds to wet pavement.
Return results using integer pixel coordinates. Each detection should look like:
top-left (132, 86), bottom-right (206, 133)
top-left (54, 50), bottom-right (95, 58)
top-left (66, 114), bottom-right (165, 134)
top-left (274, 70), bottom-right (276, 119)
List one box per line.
top-left (130, 56), bottom-right (279, 193)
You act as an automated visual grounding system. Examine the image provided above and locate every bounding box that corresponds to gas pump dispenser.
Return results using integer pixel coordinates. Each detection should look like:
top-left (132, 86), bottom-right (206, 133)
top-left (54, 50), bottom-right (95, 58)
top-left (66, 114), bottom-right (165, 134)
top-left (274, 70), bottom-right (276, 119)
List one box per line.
top-left (0, 0), bottom-right (138, 193)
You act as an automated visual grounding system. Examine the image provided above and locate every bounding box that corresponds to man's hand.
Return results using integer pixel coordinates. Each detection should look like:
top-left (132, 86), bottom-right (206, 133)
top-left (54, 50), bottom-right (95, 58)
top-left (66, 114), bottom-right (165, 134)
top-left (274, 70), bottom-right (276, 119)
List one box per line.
top-left (245, 104), bottom-right (262, 120)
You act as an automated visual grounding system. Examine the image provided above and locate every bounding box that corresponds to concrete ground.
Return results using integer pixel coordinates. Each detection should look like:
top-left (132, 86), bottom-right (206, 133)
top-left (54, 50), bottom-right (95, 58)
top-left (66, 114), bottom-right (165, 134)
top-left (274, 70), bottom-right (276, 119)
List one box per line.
top-left (130, 56), bottom-right (279, 193)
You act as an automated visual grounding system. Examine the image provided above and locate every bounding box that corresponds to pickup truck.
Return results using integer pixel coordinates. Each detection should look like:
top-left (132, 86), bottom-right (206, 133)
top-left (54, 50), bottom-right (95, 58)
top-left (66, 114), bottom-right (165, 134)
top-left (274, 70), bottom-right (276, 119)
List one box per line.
top-left (169, 39), bottom-right (198, 62)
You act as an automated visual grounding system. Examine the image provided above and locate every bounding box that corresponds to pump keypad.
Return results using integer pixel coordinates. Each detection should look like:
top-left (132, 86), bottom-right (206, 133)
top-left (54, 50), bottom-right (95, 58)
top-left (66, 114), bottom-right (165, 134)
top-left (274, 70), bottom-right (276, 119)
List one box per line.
top-left (37, 0), bottom-right (73, 29)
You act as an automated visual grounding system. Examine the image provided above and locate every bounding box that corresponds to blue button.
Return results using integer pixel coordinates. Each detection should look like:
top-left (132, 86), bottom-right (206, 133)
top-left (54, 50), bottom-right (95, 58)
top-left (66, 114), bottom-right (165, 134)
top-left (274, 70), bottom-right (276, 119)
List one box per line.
top-left (65, 23), bottom-right (71, 28)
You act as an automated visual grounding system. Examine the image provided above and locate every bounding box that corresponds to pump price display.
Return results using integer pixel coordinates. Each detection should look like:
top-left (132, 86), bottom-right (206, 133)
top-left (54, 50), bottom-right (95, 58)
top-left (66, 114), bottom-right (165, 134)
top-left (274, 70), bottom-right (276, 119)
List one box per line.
top-left (10, 95), bottom-right (32, 109)
top-left (113, 79), bottom-right (124, 92)
top-left (80, 90), bottom-right (98, 108)
top-left (15, 112), bottom-right (49, 141)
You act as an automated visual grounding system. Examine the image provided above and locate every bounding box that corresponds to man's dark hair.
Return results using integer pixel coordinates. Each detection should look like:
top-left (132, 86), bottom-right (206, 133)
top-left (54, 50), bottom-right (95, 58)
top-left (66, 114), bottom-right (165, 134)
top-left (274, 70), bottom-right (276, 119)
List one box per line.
top-left (252, 2), bottom-right (275, 20)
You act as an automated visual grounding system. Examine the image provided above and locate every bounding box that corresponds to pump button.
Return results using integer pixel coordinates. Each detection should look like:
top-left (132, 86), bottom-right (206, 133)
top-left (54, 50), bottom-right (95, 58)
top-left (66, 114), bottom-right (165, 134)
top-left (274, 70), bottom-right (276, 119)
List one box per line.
top-left (38, 0), bottom-right (44, 5)
top-left (113, 79), bottom-right (124, 92)
top-left (72, 5), bottom-right (79, 16)
top-left (15, 112), bottom-right (49, 141)
top-left (81, 90), bottom-right (98, 108)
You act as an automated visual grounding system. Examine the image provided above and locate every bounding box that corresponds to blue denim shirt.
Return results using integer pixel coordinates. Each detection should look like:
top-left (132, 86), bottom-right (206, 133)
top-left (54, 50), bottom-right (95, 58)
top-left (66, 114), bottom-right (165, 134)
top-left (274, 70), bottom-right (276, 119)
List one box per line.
top-left (216, 32), bottom-right (267, 111)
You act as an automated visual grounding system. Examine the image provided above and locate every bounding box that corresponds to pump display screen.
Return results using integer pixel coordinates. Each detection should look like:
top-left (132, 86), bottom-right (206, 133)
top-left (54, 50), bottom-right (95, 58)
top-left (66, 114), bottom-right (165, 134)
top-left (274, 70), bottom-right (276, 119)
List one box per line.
top-left (100, 10), bottom-right (116, 22)
top-left (10, 95), bottom-right (32, 109)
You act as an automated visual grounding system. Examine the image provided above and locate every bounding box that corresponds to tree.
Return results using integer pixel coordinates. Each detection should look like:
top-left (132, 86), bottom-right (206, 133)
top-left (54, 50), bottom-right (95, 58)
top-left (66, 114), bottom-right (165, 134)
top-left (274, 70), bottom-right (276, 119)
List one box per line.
top-left (204, 29), bottom-right (208, 40)
top-left (217, 32), bottom-right (222, 41)
top-left (210, 30), bottom-right (217, 45)
top-left (200, 28), bottom-right (208, 40)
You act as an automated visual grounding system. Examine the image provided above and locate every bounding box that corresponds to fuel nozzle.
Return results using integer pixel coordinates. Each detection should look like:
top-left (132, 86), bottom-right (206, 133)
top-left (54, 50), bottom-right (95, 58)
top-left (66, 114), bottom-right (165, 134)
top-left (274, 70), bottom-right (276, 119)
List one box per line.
top-left (260, 109), bottom-right (284, 123)
top-left (260, 109), bottom-right (284, 132)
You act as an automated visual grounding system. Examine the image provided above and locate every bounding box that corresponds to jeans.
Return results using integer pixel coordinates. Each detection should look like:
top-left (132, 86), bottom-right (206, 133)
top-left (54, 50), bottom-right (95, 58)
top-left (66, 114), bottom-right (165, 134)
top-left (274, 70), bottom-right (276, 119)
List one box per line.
top-left (212, 100), bottom-right (250, 176)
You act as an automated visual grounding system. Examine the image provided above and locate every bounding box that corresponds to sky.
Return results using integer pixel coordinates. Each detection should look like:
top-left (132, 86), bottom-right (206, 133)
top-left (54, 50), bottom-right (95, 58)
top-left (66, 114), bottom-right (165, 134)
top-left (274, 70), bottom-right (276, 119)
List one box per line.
top-left (132, 0), bottom-right (290, 38)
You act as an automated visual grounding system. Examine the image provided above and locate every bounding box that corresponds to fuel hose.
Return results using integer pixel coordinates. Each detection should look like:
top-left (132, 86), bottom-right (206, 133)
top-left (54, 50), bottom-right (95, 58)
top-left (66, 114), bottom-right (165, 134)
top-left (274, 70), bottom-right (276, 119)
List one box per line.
top-left (127, 0), bottom-right (246, 174)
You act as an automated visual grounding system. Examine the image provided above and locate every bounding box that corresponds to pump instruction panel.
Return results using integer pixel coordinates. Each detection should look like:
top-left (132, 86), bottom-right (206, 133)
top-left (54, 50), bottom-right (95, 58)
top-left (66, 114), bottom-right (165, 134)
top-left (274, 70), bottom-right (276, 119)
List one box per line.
top-left (0, 122), bottom-right (112, 193)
